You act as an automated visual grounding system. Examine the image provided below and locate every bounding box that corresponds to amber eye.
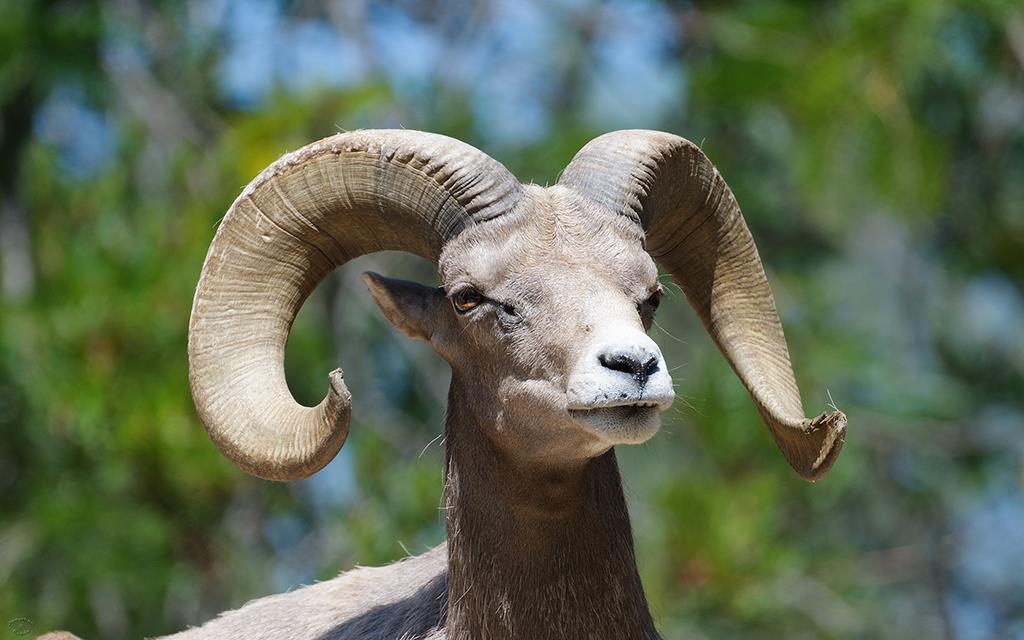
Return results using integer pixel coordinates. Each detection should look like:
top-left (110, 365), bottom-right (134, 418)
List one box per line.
top-left (452, 287), bottom-right (484, 313)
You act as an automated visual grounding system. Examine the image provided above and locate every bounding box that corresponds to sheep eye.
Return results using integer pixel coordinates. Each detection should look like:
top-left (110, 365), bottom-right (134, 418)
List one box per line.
top-left (638, 286), bottom-right (663, 329)
top-left (638, 286), bottom-right (662, 313)
top-left (647, 287), bottom-right (662, 310)
top-left (452, 287), bottom-right (483, 313)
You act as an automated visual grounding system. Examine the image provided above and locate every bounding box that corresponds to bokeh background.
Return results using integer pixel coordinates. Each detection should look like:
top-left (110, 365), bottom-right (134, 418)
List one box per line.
top-left (2, 1), bottom-right (1023, 638)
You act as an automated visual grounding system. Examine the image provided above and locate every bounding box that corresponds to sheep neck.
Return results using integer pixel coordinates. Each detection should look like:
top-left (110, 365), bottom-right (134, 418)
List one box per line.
top-left (442, 385), bottom-right (659, 640)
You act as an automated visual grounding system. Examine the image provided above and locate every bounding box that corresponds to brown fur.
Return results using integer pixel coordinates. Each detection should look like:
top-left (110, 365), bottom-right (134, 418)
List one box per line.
top-left (43, 130), bottom-right (842, 639)
top-left (159, 186), bottom-right (664, 639)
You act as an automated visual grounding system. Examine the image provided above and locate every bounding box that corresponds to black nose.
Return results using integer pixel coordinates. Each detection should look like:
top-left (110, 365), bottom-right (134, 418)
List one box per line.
top-left (598, 350), bottom-right (660, 386)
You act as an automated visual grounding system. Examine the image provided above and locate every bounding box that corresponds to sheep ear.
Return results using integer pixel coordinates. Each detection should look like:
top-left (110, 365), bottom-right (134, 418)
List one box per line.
top-left (362, 271), bottom-right (444, 342)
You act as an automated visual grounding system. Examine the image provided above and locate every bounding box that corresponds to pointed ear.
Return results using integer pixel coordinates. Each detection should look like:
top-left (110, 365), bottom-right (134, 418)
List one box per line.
top-left (362, 271), bottom-right (445, 341)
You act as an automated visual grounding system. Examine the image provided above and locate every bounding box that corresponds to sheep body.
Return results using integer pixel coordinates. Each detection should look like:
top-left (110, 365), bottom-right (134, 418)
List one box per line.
top-left (41, 129), bottom-right (845, 640)
top-left (161, 546), bottom-right (447, 640)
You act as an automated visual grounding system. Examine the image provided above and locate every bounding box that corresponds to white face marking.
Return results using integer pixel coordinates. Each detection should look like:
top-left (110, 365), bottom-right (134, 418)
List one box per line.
top-left (565, 319), bottom-right (674, 445)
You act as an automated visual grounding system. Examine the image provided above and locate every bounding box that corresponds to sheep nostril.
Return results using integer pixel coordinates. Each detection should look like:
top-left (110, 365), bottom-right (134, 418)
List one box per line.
top-left (642, 356), bottom-right (659, 377)
top-left (598, 353), bottom-right (635, 375)
top-left (598, 351), bottom-right (659, 385)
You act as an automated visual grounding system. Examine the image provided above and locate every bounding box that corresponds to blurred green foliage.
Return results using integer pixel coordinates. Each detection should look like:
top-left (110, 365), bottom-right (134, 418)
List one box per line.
top-left (1, 1), bottom-right (1022, 638)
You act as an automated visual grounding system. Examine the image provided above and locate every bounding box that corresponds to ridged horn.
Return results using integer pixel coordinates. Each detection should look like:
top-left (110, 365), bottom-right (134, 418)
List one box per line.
top-left (559, 130), bottom-right (845, 481)
top-left (188, 130), bottom-right (523, 481)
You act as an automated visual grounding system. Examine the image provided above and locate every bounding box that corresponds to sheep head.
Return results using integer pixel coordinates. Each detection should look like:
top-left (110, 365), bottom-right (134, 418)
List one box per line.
top-left (188, 129), bottom-right (845, 482)
top-left (364, 183), bottom-right (674, 463)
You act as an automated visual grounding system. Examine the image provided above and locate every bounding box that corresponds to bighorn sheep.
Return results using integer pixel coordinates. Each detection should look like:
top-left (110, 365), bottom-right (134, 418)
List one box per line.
top-left (55, 129), bottom-right (847, 640)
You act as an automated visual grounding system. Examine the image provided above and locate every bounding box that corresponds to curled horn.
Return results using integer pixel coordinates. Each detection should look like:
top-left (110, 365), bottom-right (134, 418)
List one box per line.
top-left (188, 130), bottom-right (522, 481)
top-left (559, 130), bottom-right (845, 481)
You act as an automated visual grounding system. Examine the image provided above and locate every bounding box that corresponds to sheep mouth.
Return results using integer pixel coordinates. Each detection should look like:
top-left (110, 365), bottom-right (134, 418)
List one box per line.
top-left (569, 402), bottom-right (660, 419)
top-left (568, 401), bottom-right (666, 444)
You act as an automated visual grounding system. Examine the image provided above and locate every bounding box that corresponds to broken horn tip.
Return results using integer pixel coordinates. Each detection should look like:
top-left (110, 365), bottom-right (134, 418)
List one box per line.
top-left (805, 412), bottom-right (847, 482)
top-left (809, 409), bottom-right (847, 432)
top-left (327, 369), bottom-right (351, 401)
top-left (824, 409), bottom-right (848, 433)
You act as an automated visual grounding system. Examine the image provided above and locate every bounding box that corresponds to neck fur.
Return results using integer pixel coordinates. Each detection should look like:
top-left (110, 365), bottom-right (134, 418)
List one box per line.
top-left (442, 383), bottom-right (659, 640)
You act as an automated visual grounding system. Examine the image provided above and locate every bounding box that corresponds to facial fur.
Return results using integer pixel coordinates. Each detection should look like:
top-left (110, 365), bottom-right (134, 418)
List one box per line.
top-left (372, 185), bottom-right (674, 464)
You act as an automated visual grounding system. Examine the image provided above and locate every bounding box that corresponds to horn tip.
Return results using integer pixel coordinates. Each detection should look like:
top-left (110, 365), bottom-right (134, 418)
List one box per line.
top-left (328, 367), bottom-right (351, 401)
top-left (797, 410), bottom-right (847, 483)
top-left (205, 370), bottom-right (353, 483)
